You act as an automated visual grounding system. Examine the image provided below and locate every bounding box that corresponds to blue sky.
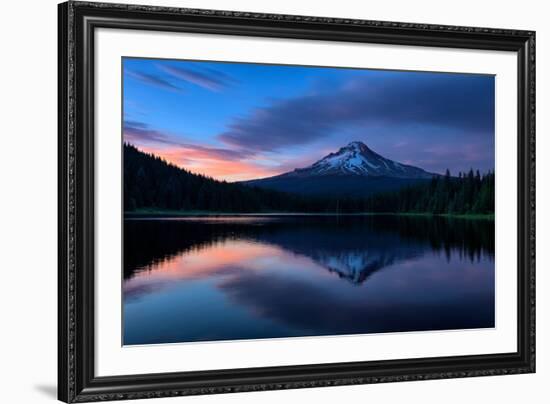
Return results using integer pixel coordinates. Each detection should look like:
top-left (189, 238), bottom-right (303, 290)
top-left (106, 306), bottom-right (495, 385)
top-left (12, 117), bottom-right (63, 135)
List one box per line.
top-left (123, 57), bottom-right (495, 182)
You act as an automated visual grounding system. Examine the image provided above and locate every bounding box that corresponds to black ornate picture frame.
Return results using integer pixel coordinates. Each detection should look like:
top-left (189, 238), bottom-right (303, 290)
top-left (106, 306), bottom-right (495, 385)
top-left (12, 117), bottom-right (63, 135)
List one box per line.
top-left (58, 1), bottom-right (535, 402)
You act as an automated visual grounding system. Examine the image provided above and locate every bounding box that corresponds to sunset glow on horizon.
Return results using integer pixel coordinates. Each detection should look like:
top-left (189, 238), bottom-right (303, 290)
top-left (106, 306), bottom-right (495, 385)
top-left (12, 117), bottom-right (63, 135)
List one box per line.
top-left (130, 144), bottom-right (283, 182)
top-left (123, 58), bottom-right (495, 182)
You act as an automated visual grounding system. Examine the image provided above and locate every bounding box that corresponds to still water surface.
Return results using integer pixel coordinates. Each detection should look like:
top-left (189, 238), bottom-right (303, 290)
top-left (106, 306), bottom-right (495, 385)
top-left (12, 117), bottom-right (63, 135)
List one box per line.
top-left (123, 215), bottom-right (494, 345)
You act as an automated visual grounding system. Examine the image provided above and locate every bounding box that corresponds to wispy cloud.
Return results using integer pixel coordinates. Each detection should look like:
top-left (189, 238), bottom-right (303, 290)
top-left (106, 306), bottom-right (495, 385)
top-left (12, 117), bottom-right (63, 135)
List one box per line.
top-left (219, 95), bottom-right (334, 152)
top-left (123, 121), bottom-right (269, 181)
top-left (124, 120), bottom-right (176, 144)
top-left (218, 73), bottom-right (494, 153)
top-left (125, 69), bottom-right (182, 92)
top-left (158, 64), bottom-right (237, 92)
top-left (124, 121), bottom-right (249, 158)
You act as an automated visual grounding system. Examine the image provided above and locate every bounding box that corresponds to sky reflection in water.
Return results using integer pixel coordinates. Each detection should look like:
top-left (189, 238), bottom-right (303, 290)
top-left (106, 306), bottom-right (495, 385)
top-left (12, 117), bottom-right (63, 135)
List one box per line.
top-left (123, 215), bottom-right (494, 345)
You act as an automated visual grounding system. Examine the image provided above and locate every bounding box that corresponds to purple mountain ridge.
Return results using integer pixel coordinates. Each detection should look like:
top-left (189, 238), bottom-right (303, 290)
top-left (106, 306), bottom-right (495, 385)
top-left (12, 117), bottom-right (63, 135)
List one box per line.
top-left (241, 141), bottom-right (437, 198)
top-left (282, 141), bottom-right (435, 179)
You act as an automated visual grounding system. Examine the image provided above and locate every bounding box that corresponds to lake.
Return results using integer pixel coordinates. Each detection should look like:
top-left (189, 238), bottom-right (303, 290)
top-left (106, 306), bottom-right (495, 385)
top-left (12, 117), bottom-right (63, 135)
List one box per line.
top-left (123, 215), bottom-right (495, 345)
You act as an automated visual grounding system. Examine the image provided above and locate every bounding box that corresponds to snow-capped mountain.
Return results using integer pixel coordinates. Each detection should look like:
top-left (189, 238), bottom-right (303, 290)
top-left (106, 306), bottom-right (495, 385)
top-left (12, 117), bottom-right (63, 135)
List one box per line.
top-left (242, 141), bottom-right (436, 197)
top-left (285, 141), bottom-right (433, 179)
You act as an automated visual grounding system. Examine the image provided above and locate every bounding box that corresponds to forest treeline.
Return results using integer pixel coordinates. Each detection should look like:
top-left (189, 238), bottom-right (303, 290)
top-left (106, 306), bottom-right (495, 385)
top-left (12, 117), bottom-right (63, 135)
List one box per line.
top-left (124, 144), bottom-right (494, 215)
top-left (363, 169), bottom-right (494, 214)
top-left (124, 144), bottom-right (318, 212)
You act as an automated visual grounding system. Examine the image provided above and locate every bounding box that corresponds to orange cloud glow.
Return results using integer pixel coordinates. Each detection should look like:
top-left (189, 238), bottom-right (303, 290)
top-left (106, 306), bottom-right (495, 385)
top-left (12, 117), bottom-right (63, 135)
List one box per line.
top-left (138, 145), bottom-right (281, 182)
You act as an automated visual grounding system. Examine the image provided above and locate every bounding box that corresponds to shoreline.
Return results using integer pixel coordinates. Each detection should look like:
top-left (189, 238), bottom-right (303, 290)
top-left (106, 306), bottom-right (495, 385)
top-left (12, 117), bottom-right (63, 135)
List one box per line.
top-left (124, 210), bottom-right (494, 220)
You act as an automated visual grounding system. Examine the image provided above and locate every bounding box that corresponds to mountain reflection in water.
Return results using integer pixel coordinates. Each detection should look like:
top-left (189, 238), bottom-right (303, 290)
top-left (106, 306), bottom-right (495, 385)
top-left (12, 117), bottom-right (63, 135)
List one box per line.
top-left (123, 215), bottom-right (495, 345)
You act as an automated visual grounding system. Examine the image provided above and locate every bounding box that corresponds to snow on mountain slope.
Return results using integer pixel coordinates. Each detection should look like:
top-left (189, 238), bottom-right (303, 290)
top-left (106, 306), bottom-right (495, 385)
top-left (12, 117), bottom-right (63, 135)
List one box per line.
top-left (241, 141), bottom-right (436, 197)
top-left (285, 141), bottom-right (434, 179)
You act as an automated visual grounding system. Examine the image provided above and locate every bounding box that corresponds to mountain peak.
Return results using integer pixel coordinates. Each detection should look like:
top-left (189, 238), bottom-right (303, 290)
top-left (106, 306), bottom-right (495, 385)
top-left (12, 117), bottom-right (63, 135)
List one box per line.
top-left (286, 140), bottom-right (435, 179)
top-left (346, 140), bottom-right (367, 148)
top-left (341, 140), bottom-right (370, 152)
top-left (241, 141), bottom-right (437, 197)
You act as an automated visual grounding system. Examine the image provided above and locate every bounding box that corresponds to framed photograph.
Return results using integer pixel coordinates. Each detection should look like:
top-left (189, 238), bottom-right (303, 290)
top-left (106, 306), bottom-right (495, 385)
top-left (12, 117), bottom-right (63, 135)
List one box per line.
top-left (58, 1), bottom-right (535, 402)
